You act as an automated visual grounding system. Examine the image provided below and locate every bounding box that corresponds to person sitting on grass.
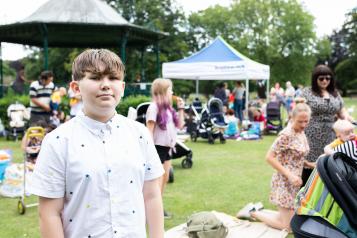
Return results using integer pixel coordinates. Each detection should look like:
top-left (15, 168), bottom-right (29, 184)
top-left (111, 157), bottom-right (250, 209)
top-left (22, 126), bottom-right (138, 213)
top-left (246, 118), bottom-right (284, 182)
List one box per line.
top-left (237, 101), bottom-right (311, 231)
top-left (224, 109), bottom-right (239, 138)
top-left (29, 49), bottom-right (164, 238)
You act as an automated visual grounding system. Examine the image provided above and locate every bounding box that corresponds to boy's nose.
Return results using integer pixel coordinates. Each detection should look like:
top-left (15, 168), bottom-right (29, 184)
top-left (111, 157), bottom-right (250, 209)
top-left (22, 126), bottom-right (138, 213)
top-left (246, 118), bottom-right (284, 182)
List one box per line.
top-left (100, 78), bottom-right (110, 89)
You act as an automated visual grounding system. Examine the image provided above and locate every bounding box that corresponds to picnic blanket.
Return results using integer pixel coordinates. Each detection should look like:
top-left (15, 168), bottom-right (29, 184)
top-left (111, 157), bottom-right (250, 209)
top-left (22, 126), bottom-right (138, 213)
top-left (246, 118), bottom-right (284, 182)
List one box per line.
top-left (165, 211), bottom-right (288, 238)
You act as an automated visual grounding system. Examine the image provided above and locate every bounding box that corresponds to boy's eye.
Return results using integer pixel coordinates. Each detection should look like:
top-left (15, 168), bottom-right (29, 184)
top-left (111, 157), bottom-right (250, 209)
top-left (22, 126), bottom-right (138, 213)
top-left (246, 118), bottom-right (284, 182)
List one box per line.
top-left (109, 75), bottom-right (121, 80)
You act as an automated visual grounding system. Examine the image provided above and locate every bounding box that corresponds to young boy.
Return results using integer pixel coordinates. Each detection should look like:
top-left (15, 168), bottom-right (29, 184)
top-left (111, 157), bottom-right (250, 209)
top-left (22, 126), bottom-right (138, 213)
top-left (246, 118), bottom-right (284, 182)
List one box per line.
top-left (29, 49), bottom-right (164, 238)
top-left (50, 86), bottom-right (67, 112)
top-left (324, 119), bottom-right (356, 155)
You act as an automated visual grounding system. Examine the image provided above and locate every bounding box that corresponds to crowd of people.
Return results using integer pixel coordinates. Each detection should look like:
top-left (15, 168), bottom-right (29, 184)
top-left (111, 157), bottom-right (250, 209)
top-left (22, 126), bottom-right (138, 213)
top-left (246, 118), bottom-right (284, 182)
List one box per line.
top-left (236, 64), bottom-right (356, 232)
top-left (2, 48), bottom-right (355, 237)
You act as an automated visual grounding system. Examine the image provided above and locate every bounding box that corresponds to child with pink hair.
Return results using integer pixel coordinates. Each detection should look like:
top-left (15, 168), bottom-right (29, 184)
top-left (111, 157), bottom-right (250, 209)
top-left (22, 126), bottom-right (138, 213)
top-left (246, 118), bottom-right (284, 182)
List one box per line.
top-left (146, 78), bottom-right (185, 218)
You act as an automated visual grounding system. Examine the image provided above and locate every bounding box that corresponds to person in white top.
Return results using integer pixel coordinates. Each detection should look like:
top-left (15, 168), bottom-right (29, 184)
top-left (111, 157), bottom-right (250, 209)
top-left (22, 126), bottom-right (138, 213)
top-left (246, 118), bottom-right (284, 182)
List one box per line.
top-left (285, 81), bottom-right (295, 113)
top-left (29, 49), bottom-right (164, 238)
top-left (146, 78), bottom-right (185, 218)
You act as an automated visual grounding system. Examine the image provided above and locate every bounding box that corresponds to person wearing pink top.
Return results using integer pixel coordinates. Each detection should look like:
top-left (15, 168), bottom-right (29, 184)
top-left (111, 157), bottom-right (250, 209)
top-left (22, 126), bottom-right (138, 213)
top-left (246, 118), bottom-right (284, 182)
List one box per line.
top-left (146, 78), bottom-right (185, 218)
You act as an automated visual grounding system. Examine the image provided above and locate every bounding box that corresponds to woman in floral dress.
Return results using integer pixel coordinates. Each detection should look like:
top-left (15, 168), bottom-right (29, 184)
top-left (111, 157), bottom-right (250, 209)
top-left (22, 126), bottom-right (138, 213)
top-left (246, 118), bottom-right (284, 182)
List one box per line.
top-left (237, 101), bottom-right (311, 230)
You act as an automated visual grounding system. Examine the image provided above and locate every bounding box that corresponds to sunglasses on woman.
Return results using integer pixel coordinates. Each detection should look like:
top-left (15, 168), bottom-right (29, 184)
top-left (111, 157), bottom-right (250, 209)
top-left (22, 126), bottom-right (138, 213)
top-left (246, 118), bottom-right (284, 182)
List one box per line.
top-left (317, 75), bottom-right (331, 81)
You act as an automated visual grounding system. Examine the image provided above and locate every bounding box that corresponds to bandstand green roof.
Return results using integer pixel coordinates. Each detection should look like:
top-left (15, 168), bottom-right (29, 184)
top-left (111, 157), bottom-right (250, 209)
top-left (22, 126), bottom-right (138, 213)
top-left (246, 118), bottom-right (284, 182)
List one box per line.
top-left (0, 0), bottom-right (167, 48)
top-left (0, 0), bottom-right (167, 97)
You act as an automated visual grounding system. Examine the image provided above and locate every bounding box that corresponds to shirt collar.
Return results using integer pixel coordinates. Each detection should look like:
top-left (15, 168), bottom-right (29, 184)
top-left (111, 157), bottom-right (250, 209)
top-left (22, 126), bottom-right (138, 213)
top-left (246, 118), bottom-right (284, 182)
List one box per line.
top-left (77, 111), bottom-right (119, 138)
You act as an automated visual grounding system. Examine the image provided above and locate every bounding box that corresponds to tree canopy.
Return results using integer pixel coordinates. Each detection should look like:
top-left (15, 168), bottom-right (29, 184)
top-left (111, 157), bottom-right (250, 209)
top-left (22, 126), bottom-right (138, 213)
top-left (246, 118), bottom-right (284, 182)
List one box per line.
top-left (188, 0), bottom-right (316, 88)
top-left (5, 0), bottom-right (356, 96)
top-left (334, 7), bottom-right (357, 95)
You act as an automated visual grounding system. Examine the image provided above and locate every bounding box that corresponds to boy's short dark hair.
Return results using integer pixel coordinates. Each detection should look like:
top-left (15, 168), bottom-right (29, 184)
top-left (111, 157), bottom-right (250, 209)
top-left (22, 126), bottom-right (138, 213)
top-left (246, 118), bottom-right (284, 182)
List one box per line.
top-left (40, 70), bottom-right (53, 81)
top-left (72, 49), bottom-right (125, 81)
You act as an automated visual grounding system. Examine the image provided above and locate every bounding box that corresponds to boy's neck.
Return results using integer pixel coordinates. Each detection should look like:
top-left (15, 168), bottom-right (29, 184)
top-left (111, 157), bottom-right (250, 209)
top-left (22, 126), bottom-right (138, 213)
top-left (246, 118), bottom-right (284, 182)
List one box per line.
top-left (83, 109), bottom-right (116, 123)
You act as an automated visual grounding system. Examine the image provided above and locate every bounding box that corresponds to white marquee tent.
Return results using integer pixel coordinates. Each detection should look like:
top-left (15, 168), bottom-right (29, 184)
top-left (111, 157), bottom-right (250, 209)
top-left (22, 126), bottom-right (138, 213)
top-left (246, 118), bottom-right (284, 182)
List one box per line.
top-left (162, 36), bottom-right (270, 113)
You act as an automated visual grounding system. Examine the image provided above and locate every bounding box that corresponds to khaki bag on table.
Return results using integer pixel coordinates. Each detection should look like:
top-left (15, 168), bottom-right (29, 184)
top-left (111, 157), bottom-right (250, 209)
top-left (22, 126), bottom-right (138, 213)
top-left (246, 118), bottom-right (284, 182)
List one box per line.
top-left (186, 211), bottom-right (228, 238)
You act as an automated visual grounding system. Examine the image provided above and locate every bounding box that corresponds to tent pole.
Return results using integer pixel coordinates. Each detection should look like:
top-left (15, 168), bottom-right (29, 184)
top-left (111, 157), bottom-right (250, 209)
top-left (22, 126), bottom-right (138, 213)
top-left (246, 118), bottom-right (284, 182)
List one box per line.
top-left (140, 47), bottom-right (146, 82)
top-left (245, 79), bottom-right (249, 120)
top-left (0, 42), bottom-right (3, 98)
top-left (42, 24), bottom-right (49, 70)
top-left (195, 79), bottom-right (199, 96)
top-left (155, 42), bottom-right (160, 78)
top-left (266, 79), bottom-right (269, 102)
top-left (120, 33), bottom-right (128, 64)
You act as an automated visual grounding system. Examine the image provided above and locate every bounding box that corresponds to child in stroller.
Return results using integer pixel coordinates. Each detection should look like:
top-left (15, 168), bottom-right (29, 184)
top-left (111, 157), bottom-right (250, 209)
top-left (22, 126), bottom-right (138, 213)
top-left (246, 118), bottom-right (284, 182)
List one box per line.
top-left (190, 97), bottom-right (228, 144)
top-left (6, 102), bottom-right (30, 140)
top-left (324, 119), bottom-right (356, 155)
top-left (292, 152), bottom-right (357, 238)
top-left (21, 127), bottom-right (46, 165)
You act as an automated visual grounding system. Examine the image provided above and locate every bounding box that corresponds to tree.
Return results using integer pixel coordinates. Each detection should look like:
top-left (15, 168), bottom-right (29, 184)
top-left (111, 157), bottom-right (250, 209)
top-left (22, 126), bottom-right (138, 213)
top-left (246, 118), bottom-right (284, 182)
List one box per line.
top-left (329, 29), bottom-right (349, 69)
top-left (188, 0), bottom-right (317, 92)
top-left (334, 7), bottom-right (357, 95)
top-left (22, 47), bottom-right (74, 85)
top-left (344, 7), bottom-right (357, 57)
top-left (315, 36), bottom-right (332, 65)
top-left (106, 0), bottom-right (195, 95)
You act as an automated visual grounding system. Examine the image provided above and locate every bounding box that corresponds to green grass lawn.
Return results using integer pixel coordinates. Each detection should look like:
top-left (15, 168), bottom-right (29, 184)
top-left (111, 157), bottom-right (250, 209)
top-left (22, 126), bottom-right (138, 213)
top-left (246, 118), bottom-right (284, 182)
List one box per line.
top-left (0, 98), bottom-right (356, 238)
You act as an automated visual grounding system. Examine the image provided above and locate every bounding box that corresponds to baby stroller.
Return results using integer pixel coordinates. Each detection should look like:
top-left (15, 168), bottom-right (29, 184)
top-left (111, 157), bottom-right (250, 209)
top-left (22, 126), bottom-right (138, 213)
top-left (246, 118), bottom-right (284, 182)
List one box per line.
top-left (264, 101), bottom-right (282, 134)
top-left (190, 97), bottom-right (228, 144)
top-left (134, 102), bottom-right (193, 181)
top-left (192, 97), bottom-right (203, 114)
top-left (292, 152), bottom-right (357, 237)
top-left (18, 126), bottom-right (45, 215)
top-left (6, 102), bottom-right (29, 140)
top-left (186, 99), bottom-right (203, 135)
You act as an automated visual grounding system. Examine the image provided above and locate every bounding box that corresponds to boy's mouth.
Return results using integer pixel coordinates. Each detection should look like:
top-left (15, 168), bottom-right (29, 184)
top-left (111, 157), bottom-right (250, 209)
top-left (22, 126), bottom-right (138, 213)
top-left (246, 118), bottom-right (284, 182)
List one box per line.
top-left (97, 94), bottom-right (113, 98)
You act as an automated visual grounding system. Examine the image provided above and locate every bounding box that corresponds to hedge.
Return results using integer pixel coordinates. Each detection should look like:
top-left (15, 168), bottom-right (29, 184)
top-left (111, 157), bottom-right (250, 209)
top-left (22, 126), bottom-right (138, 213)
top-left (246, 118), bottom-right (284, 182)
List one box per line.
top-left (0, 90), bottom-right (152, 128)
top-left (116, 95), bottom-right (151, 116)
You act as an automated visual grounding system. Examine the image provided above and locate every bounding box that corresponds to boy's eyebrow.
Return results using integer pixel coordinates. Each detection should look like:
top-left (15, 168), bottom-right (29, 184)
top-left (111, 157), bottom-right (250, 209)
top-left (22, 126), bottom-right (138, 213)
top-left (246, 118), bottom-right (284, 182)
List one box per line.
top-left (85, 71), bottom-right (123, 79)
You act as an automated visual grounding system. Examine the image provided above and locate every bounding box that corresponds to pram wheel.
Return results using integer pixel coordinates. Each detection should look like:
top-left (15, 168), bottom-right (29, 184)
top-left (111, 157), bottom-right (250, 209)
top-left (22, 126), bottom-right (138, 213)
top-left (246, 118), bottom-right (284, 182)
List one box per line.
top-left (190, 131), bottom-right (197, 142)
top-left (182, 157), bottom-right (193, 169)
top-left (208, 134), bottom-right (214, 144)
top-left (168, 167), bottom-right (174, 183)
top-left (220, 137), bottom-right (226, 144)
top-left (18, 199), bottom-right (26, 215)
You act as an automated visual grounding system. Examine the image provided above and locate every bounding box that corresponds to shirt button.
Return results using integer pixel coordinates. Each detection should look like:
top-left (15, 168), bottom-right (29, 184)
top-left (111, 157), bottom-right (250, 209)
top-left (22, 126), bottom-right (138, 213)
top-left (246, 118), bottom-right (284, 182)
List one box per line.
top-left (108, 169), bottom-right (111, 173)
top-left (102, 140), bottom-right (105, 144)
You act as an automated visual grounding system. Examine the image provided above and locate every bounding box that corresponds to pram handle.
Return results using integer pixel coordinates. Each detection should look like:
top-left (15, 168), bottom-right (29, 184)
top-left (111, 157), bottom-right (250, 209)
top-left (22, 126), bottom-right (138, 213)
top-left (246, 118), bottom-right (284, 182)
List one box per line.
top-left (26, 127), bottom-right (45, 139)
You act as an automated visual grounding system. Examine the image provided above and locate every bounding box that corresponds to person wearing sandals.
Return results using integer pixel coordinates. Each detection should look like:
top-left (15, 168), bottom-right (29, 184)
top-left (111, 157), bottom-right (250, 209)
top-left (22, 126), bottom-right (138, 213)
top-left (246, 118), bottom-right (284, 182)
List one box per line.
top-left (237, 100), bottom-right (311, 231)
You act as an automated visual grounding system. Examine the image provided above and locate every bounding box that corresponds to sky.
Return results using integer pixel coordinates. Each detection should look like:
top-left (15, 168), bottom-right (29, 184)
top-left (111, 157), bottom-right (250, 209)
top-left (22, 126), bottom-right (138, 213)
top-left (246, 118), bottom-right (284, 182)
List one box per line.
top-left (0, 0), bottom-right (356, 60)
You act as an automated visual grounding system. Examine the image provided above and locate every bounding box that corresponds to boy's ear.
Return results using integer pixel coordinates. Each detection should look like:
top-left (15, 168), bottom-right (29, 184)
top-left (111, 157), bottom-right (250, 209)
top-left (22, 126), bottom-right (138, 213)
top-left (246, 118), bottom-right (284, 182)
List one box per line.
top-left (70, 81), bottom-right (80, 95)
top-left (121, 82), bottom-right (125, 98)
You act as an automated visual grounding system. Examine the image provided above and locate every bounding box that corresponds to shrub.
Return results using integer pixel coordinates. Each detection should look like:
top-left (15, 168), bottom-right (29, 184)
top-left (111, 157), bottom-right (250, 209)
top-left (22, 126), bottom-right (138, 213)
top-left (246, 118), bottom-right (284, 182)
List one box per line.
top-left (116, 95), bottom-right (151, 116)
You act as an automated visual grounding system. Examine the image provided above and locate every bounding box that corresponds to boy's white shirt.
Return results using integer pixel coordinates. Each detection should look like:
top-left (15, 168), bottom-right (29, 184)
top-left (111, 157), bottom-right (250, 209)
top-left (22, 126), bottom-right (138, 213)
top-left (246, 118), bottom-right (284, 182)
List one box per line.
top-left (29, 113), bottom-right (164, 238)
